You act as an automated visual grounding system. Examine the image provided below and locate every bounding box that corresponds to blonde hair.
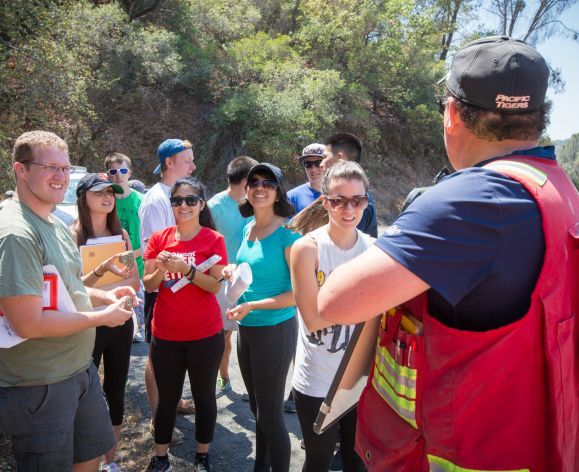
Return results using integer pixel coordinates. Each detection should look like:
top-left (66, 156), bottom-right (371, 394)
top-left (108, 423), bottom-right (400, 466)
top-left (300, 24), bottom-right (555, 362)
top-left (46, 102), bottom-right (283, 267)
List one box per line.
top-left (12, 130), bottom-right (68, 163)
top-left (288, 161), bottom-right (369, 235)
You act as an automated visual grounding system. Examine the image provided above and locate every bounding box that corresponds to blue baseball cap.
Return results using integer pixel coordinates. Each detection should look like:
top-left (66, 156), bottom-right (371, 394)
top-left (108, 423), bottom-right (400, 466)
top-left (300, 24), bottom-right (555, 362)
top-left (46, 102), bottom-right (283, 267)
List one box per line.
top-left (246, 163), bottom-right (284, 184)
top-left (154, 139), bottom-right (192, 175)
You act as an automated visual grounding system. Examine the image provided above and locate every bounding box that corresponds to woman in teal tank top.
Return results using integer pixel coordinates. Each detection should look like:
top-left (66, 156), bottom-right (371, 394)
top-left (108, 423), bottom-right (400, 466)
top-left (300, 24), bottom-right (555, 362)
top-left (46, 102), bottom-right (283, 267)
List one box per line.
top-left (223, 163), bottom-right (300, 472)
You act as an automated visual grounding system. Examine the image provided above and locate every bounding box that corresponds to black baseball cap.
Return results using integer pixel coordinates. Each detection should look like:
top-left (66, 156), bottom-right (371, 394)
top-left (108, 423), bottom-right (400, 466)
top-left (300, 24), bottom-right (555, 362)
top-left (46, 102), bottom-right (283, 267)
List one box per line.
top-left (246, 163), bottom-right (284, 184)
top-left (76, 173), bottom-right (124, 197)
top-left (443, 36), bottom-right (549, 113)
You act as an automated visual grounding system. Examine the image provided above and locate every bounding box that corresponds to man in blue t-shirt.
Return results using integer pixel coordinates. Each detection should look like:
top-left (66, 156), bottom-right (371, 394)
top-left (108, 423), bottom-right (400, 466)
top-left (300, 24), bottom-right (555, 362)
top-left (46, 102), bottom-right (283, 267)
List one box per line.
top-left (318, 35), bottom-right (553, 330)
top-left (315, 36), bottom-right (578, 470)
top-left (288, 143), bottom-right (325, 213)
top-left (320, 132), bottom-right (378, 237)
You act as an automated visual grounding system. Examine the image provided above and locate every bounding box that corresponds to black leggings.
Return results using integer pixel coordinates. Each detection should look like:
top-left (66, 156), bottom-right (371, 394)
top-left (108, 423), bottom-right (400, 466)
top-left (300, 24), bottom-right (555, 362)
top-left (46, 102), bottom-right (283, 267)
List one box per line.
top-left (151, 332), bottom-right (224, 445)
top-left (144, 291), bottom-right (158, 343)
top-left (92, 318), bottom-right (134, 426)
top-left (237, 317), bottom-right (297, 472)
top-left (294, 389), bottom-right (365, 472)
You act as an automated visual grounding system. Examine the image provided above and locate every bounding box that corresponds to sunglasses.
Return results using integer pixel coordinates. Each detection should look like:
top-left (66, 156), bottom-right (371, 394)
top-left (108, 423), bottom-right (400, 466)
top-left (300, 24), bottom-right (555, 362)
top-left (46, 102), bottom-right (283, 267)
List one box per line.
top-left (107, 168), bottom-right (129, 176)
top-left (303, 160), bottom-right (323, 169)
top-left (437, 96), bottom-right (448, 115)
top-left (247, 178), bottom-right (278, 190)
top-left (170, 195), bottom-right (202, 207)
top-left (325, 195), bottom-right (369, 210)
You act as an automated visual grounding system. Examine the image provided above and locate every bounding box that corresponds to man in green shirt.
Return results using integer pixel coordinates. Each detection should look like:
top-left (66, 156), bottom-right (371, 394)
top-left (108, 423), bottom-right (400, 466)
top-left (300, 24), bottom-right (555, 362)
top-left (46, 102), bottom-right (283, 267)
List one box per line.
top-left (0, 131), bottom-right (136, 471)
top-left (104, 152), bottom-right (146, 342)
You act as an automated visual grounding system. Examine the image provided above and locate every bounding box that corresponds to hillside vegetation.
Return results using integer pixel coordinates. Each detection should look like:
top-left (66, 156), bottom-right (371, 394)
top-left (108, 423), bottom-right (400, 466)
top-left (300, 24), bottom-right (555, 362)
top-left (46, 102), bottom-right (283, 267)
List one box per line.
top-left (2, 0), bottom-right (574, 222)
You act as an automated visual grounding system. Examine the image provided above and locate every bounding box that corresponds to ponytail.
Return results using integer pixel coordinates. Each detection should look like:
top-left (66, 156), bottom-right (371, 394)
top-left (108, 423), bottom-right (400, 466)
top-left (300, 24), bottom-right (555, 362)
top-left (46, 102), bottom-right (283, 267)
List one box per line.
top-left (287, 197), bottom-right (328, 235)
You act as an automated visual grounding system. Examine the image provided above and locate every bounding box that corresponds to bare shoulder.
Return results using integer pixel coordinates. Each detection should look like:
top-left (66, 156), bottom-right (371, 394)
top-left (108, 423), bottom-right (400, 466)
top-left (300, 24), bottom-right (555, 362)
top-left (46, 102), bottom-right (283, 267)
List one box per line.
top-left (292, 234), bottom-right (317, 254)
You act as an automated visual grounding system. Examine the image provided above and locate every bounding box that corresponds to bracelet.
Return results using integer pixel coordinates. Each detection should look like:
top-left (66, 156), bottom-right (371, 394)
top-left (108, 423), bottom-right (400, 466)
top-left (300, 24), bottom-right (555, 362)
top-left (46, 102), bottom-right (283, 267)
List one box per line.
top-left (183, 266), bottom-right (193, 278)
top-left (186, 264), bottom-right (196, 282)
top-left (93, 266), bottom-right (104, 277)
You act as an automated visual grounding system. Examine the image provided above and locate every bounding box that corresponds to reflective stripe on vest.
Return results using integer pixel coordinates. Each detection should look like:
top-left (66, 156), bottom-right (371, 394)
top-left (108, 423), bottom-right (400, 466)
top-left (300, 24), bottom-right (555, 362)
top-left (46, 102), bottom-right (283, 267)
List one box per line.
top-left (485, 160), bottom-right (547, 187)
top-left (428, 454), bottom-right (530, 472)
top-left (371, 341), bottom-right (418, 428)
top-left (375, 344), bottom-right (417, 398)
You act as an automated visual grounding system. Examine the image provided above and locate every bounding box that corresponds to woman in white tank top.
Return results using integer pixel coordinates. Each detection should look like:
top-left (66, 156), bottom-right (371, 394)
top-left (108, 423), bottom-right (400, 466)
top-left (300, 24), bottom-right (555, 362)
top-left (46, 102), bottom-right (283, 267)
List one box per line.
top-left (289, 161), bottom-right (373, 472)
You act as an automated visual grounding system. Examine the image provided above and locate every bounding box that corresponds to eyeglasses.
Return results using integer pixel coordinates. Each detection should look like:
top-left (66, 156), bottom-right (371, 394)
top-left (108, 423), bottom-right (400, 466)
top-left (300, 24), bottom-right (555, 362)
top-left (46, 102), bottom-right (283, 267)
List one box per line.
top-left (324, 195), bottom-right (369, 210)
top-left (303, 160), bottom-right (323, 169)
top-left (247, 178), bottom-right (278, 190)
top-left (107, 168), bottom-right (129, 176)
top-left (170, 195), bottom-right (202, 207)
top-left (25, 161), bottom-right (72, 175)
top-left (437, 96), bottom-right (448, 115)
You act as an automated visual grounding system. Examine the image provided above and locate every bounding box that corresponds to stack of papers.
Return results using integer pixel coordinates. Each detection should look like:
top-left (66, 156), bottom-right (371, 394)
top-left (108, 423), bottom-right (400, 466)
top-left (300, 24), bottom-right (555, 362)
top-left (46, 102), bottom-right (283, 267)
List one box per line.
top-left (80, 236), bottom-right (127, 287)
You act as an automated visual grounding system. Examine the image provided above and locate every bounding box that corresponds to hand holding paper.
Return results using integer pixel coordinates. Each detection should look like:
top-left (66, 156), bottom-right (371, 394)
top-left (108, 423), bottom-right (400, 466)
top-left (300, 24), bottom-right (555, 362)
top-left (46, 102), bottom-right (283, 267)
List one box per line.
top-left (224, 262), bottom-right (252, 305)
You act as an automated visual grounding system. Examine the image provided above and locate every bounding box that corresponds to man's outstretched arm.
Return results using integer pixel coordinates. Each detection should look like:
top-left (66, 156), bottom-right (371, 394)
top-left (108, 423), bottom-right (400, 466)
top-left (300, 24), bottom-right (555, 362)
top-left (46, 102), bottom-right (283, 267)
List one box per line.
top-left (318, 245), bottom-right (429, 325)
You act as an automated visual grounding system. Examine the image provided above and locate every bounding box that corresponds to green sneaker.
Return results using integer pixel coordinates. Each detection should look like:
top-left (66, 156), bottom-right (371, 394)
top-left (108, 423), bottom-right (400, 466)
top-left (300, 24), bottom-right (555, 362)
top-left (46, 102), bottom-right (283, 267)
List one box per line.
top-left (215, 377), bottom-right (232, 399)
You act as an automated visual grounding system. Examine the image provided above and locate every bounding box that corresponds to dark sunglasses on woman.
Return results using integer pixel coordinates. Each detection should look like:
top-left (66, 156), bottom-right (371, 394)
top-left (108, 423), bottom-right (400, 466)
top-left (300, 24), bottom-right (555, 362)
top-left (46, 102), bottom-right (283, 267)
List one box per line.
top-left (303, 160), bottom-right (322, 169)
top-left (324, 195), bottom-right (369, 210)
top-left (247, 178), bottom-right (278, 190)
top-left (107, 168), bottom-right (129, 176)
top-left (170, 195), bottom-right (202, 207)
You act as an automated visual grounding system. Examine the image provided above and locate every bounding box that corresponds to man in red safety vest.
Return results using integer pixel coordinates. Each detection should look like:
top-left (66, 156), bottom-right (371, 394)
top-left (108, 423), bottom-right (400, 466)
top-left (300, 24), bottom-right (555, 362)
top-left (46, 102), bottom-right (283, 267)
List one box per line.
top-left (316, 36), bottom-right (579, 471)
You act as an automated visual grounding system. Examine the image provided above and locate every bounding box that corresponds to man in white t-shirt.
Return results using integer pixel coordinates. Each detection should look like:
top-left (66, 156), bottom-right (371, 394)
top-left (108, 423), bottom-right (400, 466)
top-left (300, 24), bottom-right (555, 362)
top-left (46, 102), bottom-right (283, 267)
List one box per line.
top-left (139, 139), bottom-right (196, 433)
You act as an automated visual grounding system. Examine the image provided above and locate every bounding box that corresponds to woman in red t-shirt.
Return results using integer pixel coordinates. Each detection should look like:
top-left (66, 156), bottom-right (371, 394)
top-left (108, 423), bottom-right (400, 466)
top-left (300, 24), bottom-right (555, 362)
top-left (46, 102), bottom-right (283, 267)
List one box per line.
top-left (143, 176), bottom-right (227, 472)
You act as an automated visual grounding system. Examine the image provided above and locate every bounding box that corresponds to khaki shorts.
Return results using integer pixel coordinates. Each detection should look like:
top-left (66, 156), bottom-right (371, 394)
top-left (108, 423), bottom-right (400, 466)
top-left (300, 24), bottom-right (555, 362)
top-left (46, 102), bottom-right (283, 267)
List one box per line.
top-left (0, 363), bottom-right (114, 470)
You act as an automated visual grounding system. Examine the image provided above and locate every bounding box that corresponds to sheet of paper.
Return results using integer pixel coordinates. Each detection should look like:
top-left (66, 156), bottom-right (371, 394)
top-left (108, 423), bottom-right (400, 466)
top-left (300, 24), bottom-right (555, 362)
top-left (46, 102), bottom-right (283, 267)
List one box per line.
top-left (86, 235), bottom-right (123, 245)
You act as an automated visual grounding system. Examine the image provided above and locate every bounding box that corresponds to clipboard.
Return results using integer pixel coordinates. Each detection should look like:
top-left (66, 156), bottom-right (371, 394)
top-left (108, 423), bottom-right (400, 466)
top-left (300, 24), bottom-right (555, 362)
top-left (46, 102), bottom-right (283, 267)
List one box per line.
top-left (0, 265), bottom-right (76, 348)
top-left (313, 315), bottom-right (380, 434)
top-left (80, 241), bottom-right (126, 287)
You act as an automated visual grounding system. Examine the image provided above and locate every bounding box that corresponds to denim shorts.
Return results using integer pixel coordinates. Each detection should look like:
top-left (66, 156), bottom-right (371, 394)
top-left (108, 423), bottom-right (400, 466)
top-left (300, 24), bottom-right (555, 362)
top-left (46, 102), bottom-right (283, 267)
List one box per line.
top-left (0, 363), bottom-right (114, 470)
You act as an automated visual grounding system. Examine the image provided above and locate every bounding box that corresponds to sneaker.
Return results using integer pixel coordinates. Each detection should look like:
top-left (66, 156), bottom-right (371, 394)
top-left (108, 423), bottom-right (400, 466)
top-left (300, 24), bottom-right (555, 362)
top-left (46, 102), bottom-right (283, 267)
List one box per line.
top-left (215, 377), bottom-right (232, 399)
top-left (146, 456), bottom-right (173, 472)
top-left (149, 419), bottom-right (184, 446)
top-left (194, 453), bottom-right (212, 472)
top-left (329, 448), bottom-right (343, 471)
top-left (284, 398), bottom-right (297, 413)
top-left (132, 328), bottom-right (144, 343)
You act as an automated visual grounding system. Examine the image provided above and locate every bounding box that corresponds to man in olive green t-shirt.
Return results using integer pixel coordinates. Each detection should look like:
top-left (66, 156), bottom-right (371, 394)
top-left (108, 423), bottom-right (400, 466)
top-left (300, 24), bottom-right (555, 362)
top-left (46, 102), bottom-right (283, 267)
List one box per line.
top-left (0, 131), bottom-right (136, 471)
